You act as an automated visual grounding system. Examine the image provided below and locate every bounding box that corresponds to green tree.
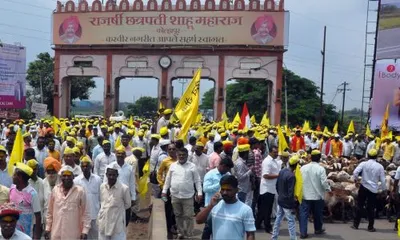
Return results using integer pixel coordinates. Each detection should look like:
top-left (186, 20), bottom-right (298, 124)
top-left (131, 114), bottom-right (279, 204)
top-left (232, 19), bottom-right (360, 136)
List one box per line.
top-left (200, 69), bottom-right (339, 126)
top-left (200, 88), bottom-right (215, 110)
top-left (26, 52), bottom-right (96, 114)
top-left (126, 96), bottom-right (158, 117)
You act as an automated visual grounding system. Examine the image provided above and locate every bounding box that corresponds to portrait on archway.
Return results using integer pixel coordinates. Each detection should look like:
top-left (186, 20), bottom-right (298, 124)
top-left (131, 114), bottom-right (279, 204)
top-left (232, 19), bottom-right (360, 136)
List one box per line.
top-left (250, 15), bottom-right (277, 45)
top-left (59, 16), bottom-right (82, 44)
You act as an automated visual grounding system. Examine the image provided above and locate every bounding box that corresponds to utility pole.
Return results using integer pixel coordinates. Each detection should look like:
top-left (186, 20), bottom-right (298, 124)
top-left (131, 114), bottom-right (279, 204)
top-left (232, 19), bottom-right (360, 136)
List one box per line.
top-left (338, 81), bottom-right (351, 131)
top-left (284, 73), bottom-right (288, 126)
top-left (319, 26), bottom-right (327, 126)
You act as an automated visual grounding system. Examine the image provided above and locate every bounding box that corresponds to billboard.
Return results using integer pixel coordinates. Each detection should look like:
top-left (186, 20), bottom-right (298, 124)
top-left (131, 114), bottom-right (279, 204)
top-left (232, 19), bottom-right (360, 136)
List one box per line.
top-left (377, 0), bottom-right (400, 59)
top-left (52, 11), bottom-right (288, 46)
top-left (0, 44), bottom-right (26, 109)
top-left (370, 63), bottom-right (400, 130)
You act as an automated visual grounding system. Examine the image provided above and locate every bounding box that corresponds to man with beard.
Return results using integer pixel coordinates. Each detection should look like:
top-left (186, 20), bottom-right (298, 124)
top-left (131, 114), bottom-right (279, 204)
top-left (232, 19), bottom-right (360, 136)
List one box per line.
top-left (42, 157), bottom-right (61, 230)
top-left (98, 166), bottom-right (131, 239)
top-left (45, 166), bottom-right (90, 239)
top-left (196, 175), bottom-right (256, 240)
top-left (162, 148), bottom-right (202, 239)
top-left (74, 156), bottom-right (102, 239)
top-left (0, 202), bottom-right (31, 239)
top-left (94, 140), bottom-right (116, 181)
top-left (9, 162), bottom-right (41, 239)
top-left (46, 139), bottom-right (60, 162)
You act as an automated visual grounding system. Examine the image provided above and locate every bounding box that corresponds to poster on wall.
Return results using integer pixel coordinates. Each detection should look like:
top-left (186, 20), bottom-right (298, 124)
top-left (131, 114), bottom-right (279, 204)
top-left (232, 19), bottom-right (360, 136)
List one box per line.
top-left (370, 62), bottom-right (400, 130)
top-left (377, 0), bottom-right (400, 59)
top-left (0, 44), bottom-right (26, 109)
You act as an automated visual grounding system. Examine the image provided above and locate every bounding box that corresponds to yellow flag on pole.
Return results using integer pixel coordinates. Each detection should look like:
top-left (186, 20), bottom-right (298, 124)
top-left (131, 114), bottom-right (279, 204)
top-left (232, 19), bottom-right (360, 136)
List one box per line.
top-left (277, 125), bottom-right (289, 154)
top-left (232, 112), bottom-right (242, 125)
top-left (261, 113), bottom-right (269, 126)
top-left (52, 116), bottom-right (61, 136)
top-left (159, 102), bottom-right (165, 110)
top-left (381, 104), bottom-right (390, 139)
top-left (250, 115), bottom-right (256, 124)
top-left (323, 126), bottom-right (329, 134)
top-left (347, 120), bottom-right (355, 134)
top-left (115, 136), bottom-right (121, 149)
top-left (128, 116), bottom-right (134, 126)
top-left (366, 124), bottom-right (371, 137)
top-left (333, 121), bottom-right (338, 134)
top-left (174, 68), bottom-right (202, 140)
top-left (8, 129), bottom-right (23, 176)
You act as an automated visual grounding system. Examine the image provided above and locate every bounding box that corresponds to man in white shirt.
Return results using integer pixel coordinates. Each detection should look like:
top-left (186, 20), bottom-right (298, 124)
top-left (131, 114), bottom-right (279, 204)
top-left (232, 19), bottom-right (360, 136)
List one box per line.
top-left (161, 148), bottom-right (202, 239)
top-left (299, 150), bottom-right (331, 239)
top-left (189, 142), bottom-right (209, 214)
top-left (256, 146), bottom-right (279, 233)
top-left (342, 135), bottom-right (354, 158)
top-left (366, 135), bottom-right (376, 158)
top-left (157, 109), bottom-right (172, 133)
top-left (352, 149), bottom-right (386, 232)
top-left (105, 146), bottom-right (136, 207)
top-left (74, 157), bottom-right (102, 239)
top-left (33, 136), bottom-right (49, 178)
top-left (94, 141), bottom-right (116, 181)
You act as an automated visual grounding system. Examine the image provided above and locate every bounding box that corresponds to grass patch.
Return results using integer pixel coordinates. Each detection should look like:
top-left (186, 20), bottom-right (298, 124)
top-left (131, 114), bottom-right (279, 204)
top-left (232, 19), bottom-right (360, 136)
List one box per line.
top-left (380, 16), bottom-right (400, 30)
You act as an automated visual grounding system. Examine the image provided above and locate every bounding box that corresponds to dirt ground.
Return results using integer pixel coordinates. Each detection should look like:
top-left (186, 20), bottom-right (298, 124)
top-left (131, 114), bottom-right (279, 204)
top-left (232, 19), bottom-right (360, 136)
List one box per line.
top-left (127, 183), bottom-right (152, 240)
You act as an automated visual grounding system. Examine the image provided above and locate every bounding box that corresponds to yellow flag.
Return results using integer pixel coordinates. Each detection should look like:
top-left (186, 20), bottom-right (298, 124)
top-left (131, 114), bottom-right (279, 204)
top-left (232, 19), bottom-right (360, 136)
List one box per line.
top-left (8, 129), bottom-right (24, 176)
top-left (232, 112), bottom-right (242, 125)
top-left (333, 121), bottom-right (338, 134)
top-left (366, 124), bottom-right (371, 137)
top-left (277, 125), bottom-right (289, 154)
top-left (174, 68), bottom-right (202, 140)
top-left (221, 112), bottom-right (228, 121)
top-left (302, 121), bottom-right (310, 132)
top-left (138, 160), bottom-right (150, 197)
top-left (250, 115), bottom-right (256, 124)
top-left (347, 120), bottom-right (355, 134)
top-left (261, 113), bottom-right (269, 126)
top-left (195, 113), bottom-right (203, 124)
top-left (294, 164), bottom-right (303, 204)
top-left (115, 136), bottom-right (121, 149)
top-left (389, 131), bottom-right (393, 140)
top-left (381, 104), bottom-right (390, 139)
top-left (159, 101), bottom-right (165, 110)
top-left (323, 126), bottom-right (329, 134)
top-left (52, 116), bottom-right (61, 136)
top-left (128, 116), bottom-right (134, 126)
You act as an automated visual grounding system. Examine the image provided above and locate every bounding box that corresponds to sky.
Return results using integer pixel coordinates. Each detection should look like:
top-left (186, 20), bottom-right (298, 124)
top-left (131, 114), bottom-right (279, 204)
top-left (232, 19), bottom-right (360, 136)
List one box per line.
top-left (0, 0), bottom-right (371, 112)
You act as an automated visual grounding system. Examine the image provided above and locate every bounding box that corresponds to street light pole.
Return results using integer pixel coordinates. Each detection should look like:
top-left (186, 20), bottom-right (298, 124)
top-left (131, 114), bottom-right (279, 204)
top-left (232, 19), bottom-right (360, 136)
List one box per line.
top-left (40, 74), bottom-right (44, 104)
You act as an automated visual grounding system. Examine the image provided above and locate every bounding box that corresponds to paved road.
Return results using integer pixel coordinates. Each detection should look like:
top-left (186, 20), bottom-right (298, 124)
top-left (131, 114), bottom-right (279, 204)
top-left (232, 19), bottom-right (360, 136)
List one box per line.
top-left (377, 28), bottom-right (400, 59)
top-left (151, 199), bottom-right (398, 240)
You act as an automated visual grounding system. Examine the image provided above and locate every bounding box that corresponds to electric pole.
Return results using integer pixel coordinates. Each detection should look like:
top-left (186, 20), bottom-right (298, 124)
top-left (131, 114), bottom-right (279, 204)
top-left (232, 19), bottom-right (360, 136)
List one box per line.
top-left (338, 81), bottom-right (351, 131)
top-left (319, 26), bottom-right (327, 126)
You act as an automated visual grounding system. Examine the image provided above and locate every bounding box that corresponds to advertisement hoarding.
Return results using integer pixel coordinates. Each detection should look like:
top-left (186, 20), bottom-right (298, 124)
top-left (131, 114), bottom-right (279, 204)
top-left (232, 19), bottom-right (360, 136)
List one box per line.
top-left (0, 43), bottom-right (26, 109)
top-left (377, 0), bottom-right (400, 59)
top-left (370, 63), bottom-right (400, 130)
top-left (52, 11), bottom-right (289, 46)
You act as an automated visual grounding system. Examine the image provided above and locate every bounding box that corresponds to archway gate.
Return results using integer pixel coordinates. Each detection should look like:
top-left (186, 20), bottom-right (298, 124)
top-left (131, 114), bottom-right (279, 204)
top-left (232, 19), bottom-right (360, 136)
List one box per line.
top-left (52, 0), bottom-right (288, 124)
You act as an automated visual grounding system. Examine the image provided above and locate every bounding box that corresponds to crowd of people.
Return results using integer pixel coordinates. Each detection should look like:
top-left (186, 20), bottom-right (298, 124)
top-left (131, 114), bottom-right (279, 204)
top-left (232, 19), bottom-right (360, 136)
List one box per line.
top-left (0, 108), bottom-right (396, 240)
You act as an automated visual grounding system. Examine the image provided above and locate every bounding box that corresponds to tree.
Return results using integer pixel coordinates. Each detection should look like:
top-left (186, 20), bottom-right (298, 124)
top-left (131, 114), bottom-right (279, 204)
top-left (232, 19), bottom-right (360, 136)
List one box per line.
top-left (200, 69), bottom-right (339, 127)
top-left (126, 96), bottom-right (158, 117)
top-left (26, 52), bottom-right (96, 115)
top-left (200, 88), bottom-right (214, 110)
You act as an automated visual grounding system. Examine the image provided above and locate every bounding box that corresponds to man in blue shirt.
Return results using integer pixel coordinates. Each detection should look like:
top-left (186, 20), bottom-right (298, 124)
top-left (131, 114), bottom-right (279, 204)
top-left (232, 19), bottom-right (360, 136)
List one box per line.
top-left (196, 175), bottom-right (256, 240)
top-left (203, 156), bottom-right (233, 206)
top-left (201, 156), bottom-right (233, 239)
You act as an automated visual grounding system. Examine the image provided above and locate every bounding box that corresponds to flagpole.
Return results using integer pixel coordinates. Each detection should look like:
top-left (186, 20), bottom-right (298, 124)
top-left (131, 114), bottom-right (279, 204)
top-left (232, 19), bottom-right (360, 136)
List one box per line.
top-left (284, 73), bottom-right (288, 126)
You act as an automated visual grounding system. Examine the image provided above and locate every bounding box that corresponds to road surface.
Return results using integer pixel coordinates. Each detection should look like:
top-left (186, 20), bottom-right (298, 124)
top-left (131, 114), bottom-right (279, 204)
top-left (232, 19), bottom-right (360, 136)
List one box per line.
top-left (377, 28), bottom-right (400, 60)
top-left (151, 198), bottom-right (399, 240)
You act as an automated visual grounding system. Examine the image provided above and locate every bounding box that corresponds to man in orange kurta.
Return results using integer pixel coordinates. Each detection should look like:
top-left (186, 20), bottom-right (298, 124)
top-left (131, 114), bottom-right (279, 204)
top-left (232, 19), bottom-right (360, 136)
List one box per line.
top-left (330, 134), bottom-right (343, 158)
top-left (291, 130), bottom-right (305, 152)
top-left (45, 165), bottom-right (90, 239)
